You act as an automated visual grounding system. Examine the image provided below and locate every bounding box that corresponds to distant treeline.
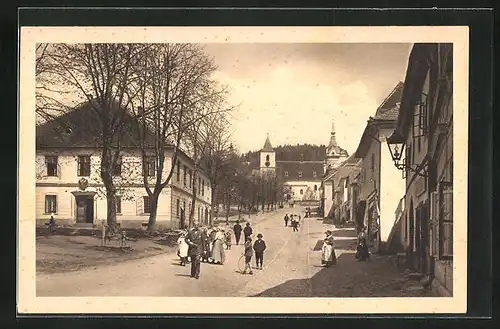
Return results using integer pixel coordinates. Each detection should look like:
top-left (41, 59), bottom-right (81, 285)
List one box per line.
top-left (242, 144), bottom-right (327, 162)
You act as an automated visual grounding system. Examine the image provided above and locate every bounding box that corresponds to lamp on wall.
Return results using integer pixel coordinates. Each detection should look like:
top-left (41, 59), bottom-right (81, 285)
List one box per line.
top-left (386, 137), bottom-right (428, 178)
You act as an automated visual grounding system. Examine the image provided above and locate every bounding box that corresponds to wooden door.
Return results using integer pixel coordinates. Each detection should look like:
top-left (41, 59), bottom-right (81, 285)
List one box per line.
top-left (76, 198), bottom-right (87, 223)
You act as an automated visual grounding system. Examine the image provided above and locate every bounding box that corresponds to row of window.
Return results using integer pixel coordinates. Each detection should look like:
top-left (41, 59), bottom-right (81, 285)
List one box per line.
top-left (175, 198), bottom-right (210, 222)
top-left (283, 171), bottom-right (318, 178)
top-left (43, 156), bottom-right (208, 197)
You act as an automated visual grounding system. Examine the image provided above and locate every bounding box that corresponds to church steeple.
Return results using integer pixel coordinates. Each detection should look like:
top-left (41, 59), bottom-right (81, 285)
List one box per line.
top-left (262, 133), bottom-right (274, 152)
top-left (327, 118), bottom-right (339, 156)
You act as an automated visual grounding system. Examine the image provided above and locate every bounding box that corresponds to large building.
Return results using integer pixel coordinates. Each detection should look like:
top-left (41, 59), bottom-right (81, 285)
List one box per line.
top-left (36, 101), bottom-right (212, 230)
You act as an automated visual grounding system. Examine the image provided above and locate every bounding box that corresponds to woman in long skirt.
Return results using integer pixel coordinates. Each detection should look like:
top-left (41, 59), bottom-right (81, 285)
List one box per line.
top-left (211, 228), bottom-right (226, 265)
top-left (177, 230), bottom-right (189, 266)
top-left (321, 230), bottom-right (337, 267)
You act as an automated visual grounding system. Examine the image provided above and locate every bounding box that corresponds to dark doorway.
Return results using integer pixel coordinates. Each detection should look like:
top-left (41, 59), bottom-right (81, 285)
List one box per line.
top-left (75, 195), bottom-right (94, 224)
top-left (408, 199), bottom-right (415, 269)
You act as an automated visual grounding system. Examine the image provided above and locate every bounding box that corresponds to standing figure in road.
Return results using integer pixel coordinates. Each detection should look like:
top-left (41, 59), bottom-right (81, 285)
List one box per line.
top-left (201, 227), bottom-right (211, 263)
top-left (185, 221), bottom-right (206, 279)
top-left (177, 230), bottom-right (189, 266)
top-left (355, 236), bottom-right (370, 261)
top-left (321, 230), bottom-right (337, 267)
top-left (243, 222), bottom-right (253, 239)
top-left (211, 228), bottom-right (226, 265)
top-left (233, 220), bottom-right (243, 245)
top-left (253, 233), bottom-right (267, 270)
top-left (291, 217), bottom-right (300, 232)
top-left (242, 236), bottom-right (253, 275)
top-left (284, 214), bottom-right (289, 227)
top-left (224, 228), bottom-right (232, 250)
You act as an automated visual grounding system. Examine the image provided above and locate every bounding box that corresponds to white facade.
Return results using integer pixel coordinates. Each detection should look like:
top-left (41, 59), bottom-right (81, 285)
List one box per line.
top-left (286, 180), bottom-right (321, 201)
top-left (379, 132), bottom-right (406, 241)
top-left (36, 148), bottom-right (212, 229)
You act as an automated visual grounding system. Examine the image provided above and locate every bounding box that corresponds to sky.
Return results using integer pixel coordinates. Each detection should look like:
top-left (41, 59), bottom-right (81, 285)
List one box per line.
top-left (202, 43), bottom-right (413, 155)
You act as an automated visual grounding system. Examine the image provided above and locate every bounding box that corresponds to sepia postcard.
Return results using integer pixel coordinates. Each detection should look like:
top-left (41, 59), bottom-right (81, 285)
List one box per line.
top-left (18, 25), bottom-right (469, 314)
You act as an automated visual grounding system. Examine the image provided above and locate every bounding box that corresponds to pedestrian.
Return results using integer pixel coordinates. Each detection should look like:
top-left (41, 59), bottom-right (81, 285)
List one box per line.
top-left (291, 217), bottom-right (300, 232)
top-left (211, 228), bottom-right (226, 265)
top-left (200, 227), bottom-right (210, 263)
top-left (243, 222), bottom-right (253, 239)
top-left (233, 220), bottom-right (243, 245)
top-left (224, 228), bottom-right (232, 250)
top-left (242, 236), bottom-right (253, 275)
top-left (321, 230), bottom-right (337, 267)
top-left (253, 233), bottom-right (267, 270)
top-left (177, 230), bottom-right (189, 266)
top-left (284, 214), bottom-right (289, 227)
top-left (48, 214), bottom-right (56, 234)
top-left (355, 237), bottom-right (370, 261)
top-left (184, 221), bottom-right (206, 279)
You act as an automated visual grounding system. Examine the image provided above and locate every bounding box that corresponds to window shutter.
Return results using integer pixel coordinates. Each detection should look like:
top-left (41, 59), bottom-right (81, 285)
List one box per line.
top-left (136, 197), bottom-right (143, 215)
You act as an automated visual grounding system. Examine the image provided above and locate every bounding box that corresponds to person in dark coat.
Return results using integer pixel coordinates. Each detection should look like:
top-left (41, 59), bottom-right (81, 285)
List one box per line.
top-left (355, 237), bottom-right (370, 261)
top-left (243, 222), bottom-right (253, 239)
top-left (48, 215), bottom-right (56, 234)
top-left (233, 221), bottom-right (243, 245)
top-left (284, 214), bottom-right (289, 227)
top-left (253, 233), bottom-right (267, 270)
top-left (184, 221), bottom-right (206, 279)
top-left (291, 217), bottom-right (300, 232)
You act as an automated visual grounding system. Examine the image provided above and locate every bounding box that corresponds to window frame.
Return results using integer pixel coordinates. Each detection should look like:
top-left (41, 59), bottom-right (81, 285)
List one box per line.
top-left (313, 171), bottom-right (317, 178)
top-left (45, 155), bottom-right (59, 177)
top-left (143, 156), bottom-right (156, 177)
top-left (44, 194), bottom-right (57, 214)
top-left (183, 165), bottom-right (187, 186)
top-left (284, 171), bottom-right (289, 177)
top-left (77, 155), bottom-right (91, 177)
top-left (143, 196), bottom-right (151, 214)
top-left (298, 171), bottom-right (303, 178)
top-left (202, 180), bottom-right (205, 196)
top-left (439, 183), bottom-right (453, 260)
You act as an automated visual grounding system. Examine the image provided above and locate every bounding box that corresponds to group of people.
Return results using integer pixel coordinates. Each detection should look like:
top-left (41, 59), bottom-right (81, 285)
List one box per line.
top-left (283, 213), bottom-right (301, 232)
top-left (176, 219), bottom-right (267, 279)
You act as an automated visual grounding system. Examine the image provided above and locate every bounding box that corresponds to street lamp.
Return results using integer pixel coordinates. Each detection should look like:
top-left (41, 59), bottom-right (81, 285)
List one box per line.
top-left (386, 139), bottom-right (405, 170)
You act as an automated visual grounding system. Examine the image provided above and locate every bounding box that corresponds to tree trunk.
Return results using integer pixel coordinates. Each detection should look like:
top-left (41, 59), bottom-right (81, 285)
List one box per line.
top-left (210, 184), bottom-right (217, 226)
top-left (100, 146), bottom-right (117, 228)
top-left (147, 193), bottom-right (159, 232)
top-left (189, 171), bottom-right (198, 228)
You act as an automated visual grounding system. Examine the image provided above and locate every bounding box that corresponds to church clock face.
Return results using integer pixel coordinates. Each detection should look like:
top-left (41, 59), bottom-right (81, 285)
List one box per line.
top-left (265, 161), bottom-right (270, 167)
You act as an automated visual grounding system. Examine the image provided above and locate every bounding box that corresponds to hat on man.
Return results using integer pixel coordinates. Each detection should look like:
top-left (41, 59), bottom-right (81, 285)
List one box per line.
top-left (246, 222), bottom-right (250, 226)
top-left (257, 233), bottom-right (263, 238)
top-left (325, 230), bottom-right (332, 235)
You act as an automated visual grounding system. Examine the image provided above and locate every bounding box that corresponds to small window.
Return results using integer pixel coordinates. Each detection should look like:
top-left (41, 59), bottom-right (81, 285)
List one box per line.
top-left (77, 155), bottom-right (91, 176)
top-left (177, 199), bottom-right (180, 218)
top-left (143, 156), bottom-right (156, 177)
top-left (314, 185), bottom-right (318, 191)
top-left (45, 156), bottom-right (58, 177)
top-left (284, 171), bottom-right (289, 177)
top-left (112, 156), bottom-right (122, 176)
top-left (370, 154), bottom-right (375, 173)
top-left (300, 189), bottom-right (303, 195)
top-left (202, 180), bottom-right (205, 196)
top-left (298, 171), bottom-right (302, 178)
top-left (198, 177), bottom-right (201, 193)
top-left (313, 171), bottom-right (317, 178)
top-left (266, 154), bottom-right (270, 162)
top-left (183, 165), bottom-right (187, 186)
top-left (115, 196), bottom-right (122, 214)
top-left (45, 195), bottom-right (57, 214)
top-left (143, 196), bottom-right (151, 214)
top-left (188, 170), bottom-right (192, 188)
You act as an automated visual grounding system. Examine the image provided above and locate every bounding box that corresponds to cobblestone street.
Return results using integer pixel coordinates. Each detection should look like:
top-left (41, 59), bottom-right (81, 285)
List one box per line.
top-left (37, 207), bottom-right (435, 297)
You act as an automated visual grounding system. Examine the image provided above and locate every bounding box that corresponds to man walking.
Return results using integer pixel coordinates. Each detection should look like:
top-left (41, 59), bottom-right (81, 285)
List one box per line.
top-left (233, 220), bottom-right (243, 245)
top-left (253, 233), bottom-right (267, 270)
top-left (284, 214), bottom-right (289, 227)
top-left (184, 221), bottom-right (206, 279)
top-left (243, 222), bottom-right (253, 239)
top-left (291, 217), bottom-right (300, 232)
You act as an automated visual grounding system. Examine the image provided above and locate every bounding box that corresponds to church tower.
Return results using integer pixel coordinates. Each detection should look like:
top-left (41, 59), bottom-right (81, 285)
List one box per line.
top-left (259, 134), bottom-right (276, 174)
top-left (325, 118), bottom-right (348, 171)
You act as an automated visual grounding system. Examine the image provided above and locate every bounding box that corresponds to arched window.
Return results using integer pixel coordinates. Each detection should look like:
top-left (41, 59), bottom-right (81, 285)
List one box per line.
top-left (266, 154), bottom-right (270, 162)
top-left (300, 189), bottom-right (303, 195)
top-left (314, 185), bottom-right (317, 191)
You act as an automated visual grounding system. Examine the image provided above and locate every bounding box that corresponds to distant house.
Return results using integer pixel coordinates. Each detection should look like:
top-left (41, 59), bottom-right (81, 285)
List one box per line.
top-left (321, 155), bottom-right (360, 223)
top-left (353, 82), bottom-right (406, 253)
top-left (255, 135), bottom-right (324, 202)
top-left (36, 101), bottom-right (212, 229)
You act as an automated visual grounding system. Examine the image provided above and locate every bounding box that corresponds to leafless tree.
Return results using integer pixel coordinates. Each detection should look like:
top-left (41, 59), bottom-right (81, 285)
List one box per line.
top-left (127, 43), bottom-right (229, 231)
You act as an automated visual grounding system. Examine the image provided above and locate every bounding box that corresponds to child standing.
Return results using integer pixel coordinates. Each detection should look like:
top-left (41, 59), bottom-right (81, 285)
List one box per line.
top-left (224, 229), bottom-right (232, 250)
top-left (253, 233), bottom-right (267, 270)
top-left (177, 230), bottom-right (189, 266)
top-left (242, 236), bottom-right (253, 275)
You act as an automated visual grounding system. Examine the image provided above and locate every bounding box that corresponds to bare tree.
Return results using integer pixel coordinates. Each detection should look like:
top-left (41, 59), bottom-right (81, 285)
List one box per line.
top-left (127, 43), bottom-right (228, 231)
top-left (36, 43), bottom-right (148, 228)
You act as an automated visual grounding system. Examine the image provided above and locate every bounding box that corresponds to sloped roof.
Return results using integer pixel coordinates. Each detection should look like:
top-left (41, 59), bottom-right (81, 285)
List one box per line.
top-left (374, 82), bottom-right (404, 117)
top-left (276, 161), bottom-right (324, 182)
top-left (261, 135), bottom-right (274, 152)
top-left (36, 100), bottom-right (155, 149)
